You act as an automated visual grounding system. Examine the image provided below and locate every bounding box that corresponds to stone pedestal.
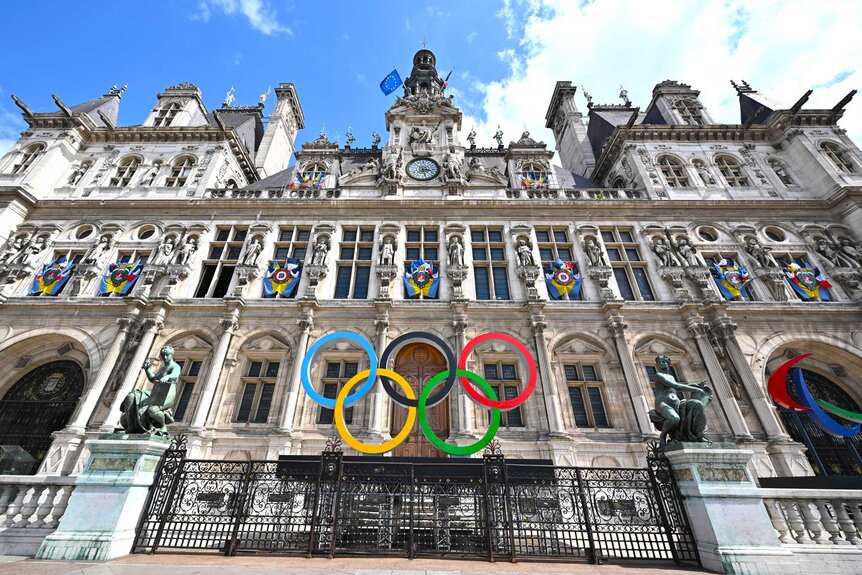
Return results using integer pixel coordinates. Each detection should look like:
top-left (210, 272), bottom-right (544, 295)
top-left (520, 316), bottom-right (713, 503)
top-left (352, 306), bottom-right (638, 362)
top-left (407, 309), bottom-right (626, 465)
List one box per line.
top-left (663, 443), bottom-right (794, 574)
top-left (36, 434), bottom-right (170, 561)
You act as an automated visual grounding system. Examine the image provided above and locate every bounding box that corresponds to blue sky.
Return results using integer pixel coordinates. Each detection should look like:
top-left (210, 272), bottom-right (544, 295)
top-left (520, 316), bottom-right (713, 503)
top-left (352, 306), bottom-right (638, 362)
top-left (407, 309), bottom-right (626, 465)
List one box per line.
top-left (1, 1), bottom-right (860, 160)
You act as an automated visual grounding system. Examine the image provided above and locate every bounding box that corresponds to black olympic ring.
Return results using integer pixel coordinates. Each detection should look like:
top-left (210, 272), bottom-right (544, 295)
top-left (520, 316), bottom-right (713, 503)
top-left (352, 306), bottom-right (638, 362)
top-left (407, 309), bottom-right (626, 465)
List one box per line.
top-left (379, 331), bottom-right (457, 408)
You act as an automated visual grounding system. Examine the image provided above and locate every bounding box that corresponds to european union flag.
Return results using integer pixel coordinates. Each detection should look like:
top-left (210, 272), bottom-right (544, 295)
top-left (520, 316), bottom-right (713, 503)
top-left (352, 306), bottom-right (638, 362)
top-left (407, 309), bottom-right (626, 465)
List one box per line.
top-left (380, 69), bottom-right (402, 96)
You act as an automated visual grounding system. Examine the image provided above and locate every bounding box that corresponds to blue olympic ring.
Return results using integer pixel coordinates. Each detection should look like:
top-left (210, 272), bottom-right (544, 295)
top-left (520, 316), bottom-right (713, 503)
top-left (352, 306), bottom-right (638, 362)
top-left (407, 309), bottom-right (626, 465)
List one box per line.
top-left (300, 331), bottom-right (378, 409)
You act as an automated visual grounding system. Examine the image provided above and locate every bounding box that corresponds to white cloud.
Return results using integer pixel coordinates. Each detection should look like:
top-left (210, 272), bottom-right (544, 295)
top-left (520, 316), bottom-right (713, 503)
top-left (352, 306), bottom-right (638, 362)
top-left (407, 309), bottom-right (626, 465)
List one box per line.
top-left (0, 89), bottom-right (25, 157)
top-left (232, 53), bottom-right (243, 66)
top-left (460, 0), bottom-right (862, 158)
top-left (194, 0), bottom-right (291, 35)
top-left (466, 31), bottom-right (478, 43)
top-left (404, 18), bottom-right (412, 31)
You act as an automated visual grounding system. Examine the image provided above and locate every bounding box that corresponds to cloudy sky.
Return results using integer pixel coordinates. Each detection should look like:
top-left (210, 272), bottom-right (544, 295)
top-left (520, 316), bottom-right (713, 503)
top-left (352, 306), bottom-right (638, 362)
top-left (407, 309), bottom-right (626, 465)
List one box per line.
top-left (1, 1), bottom-right (860, 163)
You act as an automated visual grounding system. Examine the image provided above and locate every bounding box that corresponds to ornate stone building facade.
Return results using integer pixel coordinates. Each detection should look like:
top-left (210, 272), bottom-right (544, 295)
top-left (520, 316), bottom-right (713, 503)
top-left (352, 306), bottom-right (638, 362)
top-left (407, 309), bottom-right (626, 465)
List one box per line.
top-left (0, 50), bottom-right (860, 479)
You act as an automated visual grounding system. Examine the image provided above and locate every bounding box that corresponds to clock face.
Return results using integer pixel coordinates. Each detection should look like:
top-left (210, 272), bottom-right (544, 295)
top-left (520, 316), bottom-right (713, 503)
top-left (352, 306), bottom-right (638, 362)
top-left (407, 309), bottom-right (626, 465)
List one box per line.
top-left (407, 158), bottom-right (440, 181)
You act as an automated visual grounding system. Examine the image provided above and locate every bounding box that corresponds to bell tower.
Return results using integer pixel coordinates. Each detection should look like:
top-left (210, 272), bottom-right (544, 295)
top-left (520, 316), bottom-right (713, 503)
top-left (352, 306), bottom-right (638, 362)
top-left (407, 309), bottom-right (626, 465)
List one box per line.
top-left (403, 49), bottom-right (444, 96)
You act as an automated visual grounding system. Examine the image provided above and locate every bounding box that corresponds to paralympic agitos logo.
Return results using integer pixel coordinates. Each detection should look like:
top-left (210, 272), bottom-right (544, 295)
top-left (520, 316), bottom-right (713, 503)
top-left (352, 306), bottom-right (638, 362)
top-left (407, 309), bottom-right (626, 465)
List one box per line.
top-left (768, 354), bottom-right (862, 438)
top-left (300, 331), bottom-right (537, 455)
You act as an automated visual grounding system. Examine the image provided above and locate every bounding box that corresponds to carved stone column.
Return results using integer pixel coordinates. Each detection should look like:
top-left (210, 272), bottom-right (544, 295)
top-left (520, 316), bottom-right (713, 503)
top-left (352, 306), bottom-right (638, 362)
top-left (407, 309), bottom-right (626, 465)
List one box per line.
top-left (530, 315), bottom-right (567, 436)
top-left (516, 265), bottom-right (542, 301)
top-left (99, 316), bottom-right (164, 432)
top-left (159, 263), bottom-right (194, 298)
top-left (446, 265), bottom-right (469, 301)
top-left (450, 315), bottom-right (476, 438)
top-left (188, 313), bottom-right (240, 431)
top-left (607, 317), bottom-right (654, 436)
top-left (67, 316), bottom-right (138, 432)
top-left (365, 314), bottom-right (391, 440)
top-left (685, 266), bottom-right (719, 302)
top-left (278, 315), bottom-right (314, 432)
top-left (65, 263), bottom-right (101, 297)
top-left (375, 265), bottom-right (398, 300)
top-left (831, 268), bottom-right (862, 299)
top-left (231, 263), bottom-right (262, 298)
top-left (686, 320), bottom-right (751, 439)
top-left (587, 265), bottom-right (616, 301)
top-left (756, 267), bottom-right (789, 301)
top-left (303, 265), bottom-right (327, 299)
top-left (658, 267), bottom-right (694, 303)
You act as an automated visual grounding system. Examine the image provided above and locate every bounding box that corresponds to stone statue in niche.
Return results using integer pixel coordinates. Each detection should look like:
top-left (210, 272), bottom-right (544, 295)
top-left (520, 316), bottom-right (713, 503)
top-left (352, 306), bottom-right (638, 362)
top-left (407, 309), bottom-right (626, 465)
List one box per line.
top-left (693, 160), bottom-right (715, 186)
top-left (176, 237), bottom-right (198, 266)
top-left (652, 237), bottom-right (679, 267)
top-left (13, 235), bottom-right (45, 267)
top-left (770, 161), bottom-right (794, 186)
top-left (241, 237), bottom-right (263, 266)
top-left (584, 238), bottom-right (607, 267)
top-left (119, 345), bottom-right (179, 436)
top-left (150, 236), bottom-right (175, 266)
top-left (311, 237), bottom-right (330, 266)
top-left (142, 163), bottom-right (161, 186)
top-left (648, 354), bottom-right (713, 445)
top-left (442, 147), bottom-right (464, 183)
top-left (381, 149), bottom-right (404, 181)
top-left (0, 234), bottom-right (28, 265)
top-left (409, 122), bottom-right (434, 144)
top-left (516, 239), bottom-right (535, 267)
top-left (82, 234), bottom-right (113, 267)
top-left (448, 236), bottom-right (464, 267)
top-left (839, 238), bottom-right (862, 266)
top-left (744, 237), bottom-right (774, 268)
top-left (674, 236), bottom-right (700, 267)
top-left (379, 236), bottom-right (395, 266)
top-left (816, 239), bottom-right (842, 267)
top-left (68, 163), bottom-right (90, 186)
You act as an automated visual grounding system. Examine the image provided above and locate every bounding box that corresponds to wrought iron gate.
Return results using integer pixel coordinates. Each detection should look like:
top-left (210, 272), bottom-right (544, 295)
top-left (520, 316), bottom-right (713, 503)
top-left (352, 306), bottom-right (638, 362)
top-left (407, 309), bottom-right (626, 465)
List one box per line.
top-left (133, 437), bottom-right (698, 565)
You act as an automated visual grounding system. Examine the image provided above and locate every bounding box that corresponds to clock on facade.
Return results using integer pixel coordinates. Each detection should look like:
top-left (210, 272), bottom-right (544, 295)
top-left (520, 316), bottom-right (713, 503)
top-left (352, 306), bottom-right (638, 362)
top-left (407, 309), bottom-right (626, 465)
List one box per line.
top-left (406, 158), bottom-right (440, 181)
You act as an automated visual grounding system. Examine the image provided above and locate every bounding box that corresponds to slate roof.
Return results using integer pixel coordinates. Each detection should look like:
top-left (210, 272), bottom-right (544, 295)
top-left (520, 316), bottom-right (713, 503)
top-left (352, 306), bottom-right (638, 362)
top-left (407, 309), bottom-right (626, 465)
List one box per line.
top-left (245, 165), bottom-right (296, 190)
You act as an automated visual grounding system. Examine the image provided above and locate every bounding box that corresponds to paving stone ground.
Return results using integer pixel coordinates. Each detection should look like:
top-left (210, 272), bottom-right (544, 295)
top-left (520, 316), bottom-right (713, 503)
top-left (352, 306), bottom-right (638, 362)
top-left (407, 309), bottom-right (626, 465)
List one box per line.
top-left (0, 554), bottom-right (709, 575)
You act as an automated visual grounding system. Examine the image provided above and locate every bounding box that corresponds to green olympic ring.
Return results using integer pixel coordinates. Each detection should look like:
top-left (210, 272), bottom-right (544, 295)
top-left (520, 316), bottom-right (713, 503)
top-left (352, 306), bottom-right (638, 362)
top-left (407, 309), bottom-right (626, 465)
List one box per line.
top-left (418, 369), bottom-right (501, 456)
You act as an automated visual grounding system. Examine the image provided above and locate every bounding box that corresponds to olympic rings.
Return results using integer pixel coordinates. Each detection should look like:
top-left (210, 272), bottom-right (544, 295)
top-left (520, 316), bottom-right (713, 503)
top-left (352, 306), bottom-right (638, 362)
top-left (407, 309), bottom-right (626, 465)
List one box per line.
top-left (458, 332), bottom-right (537, 410)
top-left (379, 331), bottom-right (457, 408)
top-left (301, 331), bottom-right (377, 409)
top-left (336, 369), bottom-right (416, 454)
top-left (419, 370), bottom-right (501, 455)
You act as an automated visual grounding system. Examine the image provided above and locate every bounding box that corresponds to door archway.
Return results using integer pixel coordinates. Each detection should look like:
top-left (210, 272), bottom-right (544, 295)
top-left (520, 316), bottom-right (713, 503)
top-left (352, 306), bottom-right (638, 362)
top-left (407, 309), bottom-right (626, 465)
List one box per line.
top-left (391, 342), bottom-right (449, 458)
top-left (0, 360), bottom-right (85, 474)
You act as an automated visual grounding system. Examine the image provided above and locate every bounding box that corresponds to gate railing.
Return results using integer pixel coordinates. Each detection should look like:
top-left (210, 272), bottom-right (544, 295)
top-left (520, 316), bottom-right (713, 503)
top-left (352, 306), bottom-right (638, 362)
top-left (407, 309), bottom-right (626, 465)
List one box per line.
top-left (133, 437), bottom-right (699, 565)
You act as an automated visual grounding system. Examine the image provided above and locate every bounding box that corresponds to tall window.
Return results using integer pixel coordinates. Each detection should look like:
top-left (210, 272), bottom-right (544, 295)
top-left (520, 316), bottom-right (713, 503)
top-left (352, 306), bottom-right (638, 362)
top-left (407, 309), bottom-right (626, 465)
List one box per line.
top-left (484, 361), bottom-right (524, 428)
top-left (715, 156), bottom-right (749, 187)
top-left (657, 156), bottom-right (690, 187)
top-left (165, 156), bottom-right (195, 187)
top-left (472, 227), bottom-right (510, 300)
top-left (536, 226), bottom-right (581, 300)
top-left (820, 142), bottom-right (856, 173)
top-left (173, 358), bottom-right (204, 421)
top-left (405, 225), bottom-right (439, 299)
top-left (564, 363), bottom-right (610, 428)
top-left (773, 251), bottom-right (831, 302)
top-left (317, 361), bottom-right (356, 425)
top-left (601, 228), bottom-right (654, 301)
top-left (645, 362), bottom-right (679, 386)
top-left (99, 250), bottom-right (149, 298)
top-left (195, 226), bottom-right (246, 298)
top-left (110, 157), bottom-right (141, 187)
top-left (236, 360), bottom-right (279, 423)
top-left (334, 226), bottom-right (373, 299)
top-left (274, 225), bottom-right (311, 261)
top-left (11, 144), bottom-right (44, 174)
top-left (673, 99), bottom-right (705, 125)
top-left (152, 102), bottom-right (180, 127)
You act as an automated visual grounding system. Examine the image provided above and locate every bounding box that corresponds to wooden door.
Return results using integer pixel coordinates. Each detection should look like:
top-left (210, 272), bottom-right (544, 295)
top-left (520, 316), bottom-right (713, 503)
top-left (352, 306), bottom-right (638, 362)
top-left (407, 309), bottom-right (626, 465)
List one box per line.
top-left (391, 343), bottom-right (449, 458)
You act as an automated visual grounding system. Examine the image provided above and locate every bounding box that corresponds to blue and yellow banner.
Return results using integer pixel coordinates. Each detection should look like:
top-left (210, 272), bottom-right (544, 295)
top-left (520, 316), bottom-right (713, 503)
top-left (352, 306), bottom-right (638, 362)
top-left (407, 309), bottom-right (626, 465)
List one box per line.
top-left (290, 170), bottom-right (325, 190)
top-left (404, 258), bottom-right (438, 299)
top-left (264, 257), bottom-right (301, 298)
top-left (99, 259), bottom-right (142, 296)
top-left (30, 256), bottom-right (74, 296)
top-left (711, 259), bottom-right (752, 300)
top-left (785, 260), bottom-right (832, 301)
top-left (544, 259), bottom-right (581, 300)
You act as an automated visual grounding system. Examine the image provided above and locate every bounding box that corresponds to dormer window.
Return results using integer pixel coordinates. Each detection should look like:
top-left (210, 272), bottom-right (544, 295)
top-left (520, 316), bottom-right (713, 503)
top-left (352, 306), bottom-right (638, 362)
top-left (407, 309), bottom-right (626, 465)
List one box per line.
top-left (293, 162), bottom-right (327, 189)
top-left (152, 102), bottom-right (180, 127)
top-left (672, 99), bottom-right (704, 125)
top-left (165, 156), bottom-right (196, 187)
top-left (110, 156), bottom-right (141, 187)
top-left (519, 162), bottom-right (549, 189)
top-left (11, 144), bottom-right (45, 174)
top-left (657, 156), bottom-right (689, 187)
top-left (820, 142), bottom-right (855, 173)
top-left (715, 156), bottom-right (749, 187)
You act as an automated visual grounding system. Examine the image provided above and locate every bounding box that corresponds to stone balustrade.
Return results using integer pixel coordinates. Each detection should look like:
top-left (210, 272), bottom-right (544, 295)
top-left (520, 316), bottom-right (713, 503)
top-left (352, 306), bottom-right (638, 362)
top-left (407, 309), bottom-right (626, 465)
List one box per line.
top-left (761, 488), bottom-right (862, 546)
top-left (0, 476), bottom-right (77, 555)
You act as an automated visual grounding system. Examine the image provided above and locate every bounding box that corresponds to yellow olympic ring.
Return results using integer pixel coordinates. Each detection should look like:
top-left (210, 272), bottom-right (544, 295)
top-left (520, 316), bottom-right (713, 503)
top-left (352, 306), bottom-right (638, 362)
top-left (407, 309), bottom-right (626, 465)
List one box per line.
top-left (335, 368), bottom-right (416, 454)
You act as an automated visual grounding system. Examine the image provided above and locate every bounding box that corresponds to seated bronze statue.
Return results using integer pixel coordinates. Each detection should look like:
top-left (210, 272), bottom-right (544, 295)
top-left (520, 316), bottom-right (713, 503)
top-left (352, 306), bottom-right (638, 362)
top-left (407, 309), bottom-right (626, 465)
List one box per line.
top-left (119, 345), bottom-right (179, 436)
top-left (648, 354), bottom-right (714, 444)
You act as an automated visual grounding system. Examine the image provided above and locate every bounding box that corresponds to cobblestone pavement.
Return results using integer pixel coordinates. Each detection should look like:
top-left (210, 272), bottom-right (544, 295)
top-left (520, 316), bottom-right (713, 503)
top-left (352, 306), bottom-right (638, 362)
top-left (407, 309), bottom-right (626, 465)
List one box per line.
top-left (0, 554), bottom-right (708, 575)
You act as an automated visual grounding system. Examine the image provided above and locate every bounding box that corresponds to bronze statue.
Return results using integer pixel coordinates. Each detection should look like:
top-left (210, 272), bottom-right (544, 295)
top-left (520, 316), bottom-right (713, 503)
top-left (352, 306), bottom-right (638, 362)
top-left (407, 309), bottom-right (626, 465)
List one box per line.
top-left (119, 345), bottom-right (179, 436)
top-left (648, 354), bottom-right (713, 444)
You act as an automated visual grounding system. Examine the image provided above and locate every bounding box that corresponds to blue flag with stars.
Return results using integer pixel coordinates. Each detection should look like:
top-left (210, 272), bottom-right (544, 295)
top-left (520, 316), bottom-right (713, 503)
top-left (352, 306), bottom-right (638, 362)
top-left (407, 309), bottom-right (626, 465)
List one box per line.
top-left (380, 69), bottom-right (402, 96)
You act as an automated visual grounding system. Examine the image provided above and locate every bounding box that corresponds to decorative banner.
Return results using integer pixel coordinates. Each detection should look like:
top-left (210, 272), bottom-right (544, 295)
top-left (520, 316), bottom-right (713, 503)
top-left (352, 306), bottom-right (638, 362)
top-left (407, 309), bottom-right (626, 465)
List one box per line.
top-left (99, 259), bottom-right (142, 296)
top-left (519, 170), bottom-right (548, 190)
top-left (30, 256), bottom-right (74, 296)
top-left (544, 259), bottom-right (582, 300)
top-left (711, 258), bottom-right (752, 300)
top-left (301, 331), bottom-right (537, 455)
top-left (784, 260), bottom-right (832, 301)
top-left (263, 258), bottom-right (301, 298)
top-left (768, 354), bottom-right (861, 438)
top-left (404, 258), bottom-right (439, 299)
top-left (290, 170), bottom-right (325, 190)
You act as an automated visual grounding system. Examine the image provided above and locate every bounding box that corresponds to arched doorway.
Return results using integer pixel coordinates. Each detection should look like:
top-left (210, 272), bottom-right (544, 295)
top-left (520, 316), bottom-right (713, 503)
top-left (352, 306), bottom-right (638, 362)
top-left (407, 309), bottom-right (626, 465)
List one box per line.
top-left (391, 343), bottom-right (449, 457)
top-left (777, 368), bottom-right (862, 476)
top-left (0, 360), bottom-right (84, 474)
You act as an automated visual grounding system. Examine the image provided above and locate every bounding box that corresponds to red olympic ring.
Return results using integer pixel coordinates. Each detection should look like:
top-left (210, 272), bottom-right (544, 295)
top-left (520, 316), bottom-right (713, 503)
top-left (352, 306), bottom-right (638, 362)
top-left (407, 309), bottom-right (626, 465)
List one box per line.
top-left (458, 332), bottom-right (537, 410)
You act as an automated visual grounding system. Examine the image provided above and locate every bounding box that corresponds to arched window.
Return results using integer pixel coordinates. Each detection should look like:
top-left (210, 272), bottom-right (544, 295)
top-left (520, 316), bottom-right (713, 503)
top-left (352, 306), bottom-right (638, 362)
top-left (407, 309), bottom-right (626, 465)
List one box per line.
top-left (152, 102), bottom-right (180, 127)
top-left (715, 156), bottom-right (749, 187)
top-left (235, 359), bottom-right (280, 423)
top-left (657, 156), bottom-right (689, 187)
top-left (225, 178), bottom-right (239, 189)
top-left (768, 159), bottom-right (794, 186)
top-left (611, 177), bottom-right (626, 188)
top-left (294, 162), bottom-right (327, 189)
top-left (110, 156), bottom-right (141, 187)
top-left (519, 162), bottom-right (549, 190)
top-left (820, 142), bottom-right (855, 173)
top-left (0, 360), bottom-right (84, 474)
top-left (11, 144), bottom-right (45, 175)
top-left (165, 156), bottom-right (196, 187)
